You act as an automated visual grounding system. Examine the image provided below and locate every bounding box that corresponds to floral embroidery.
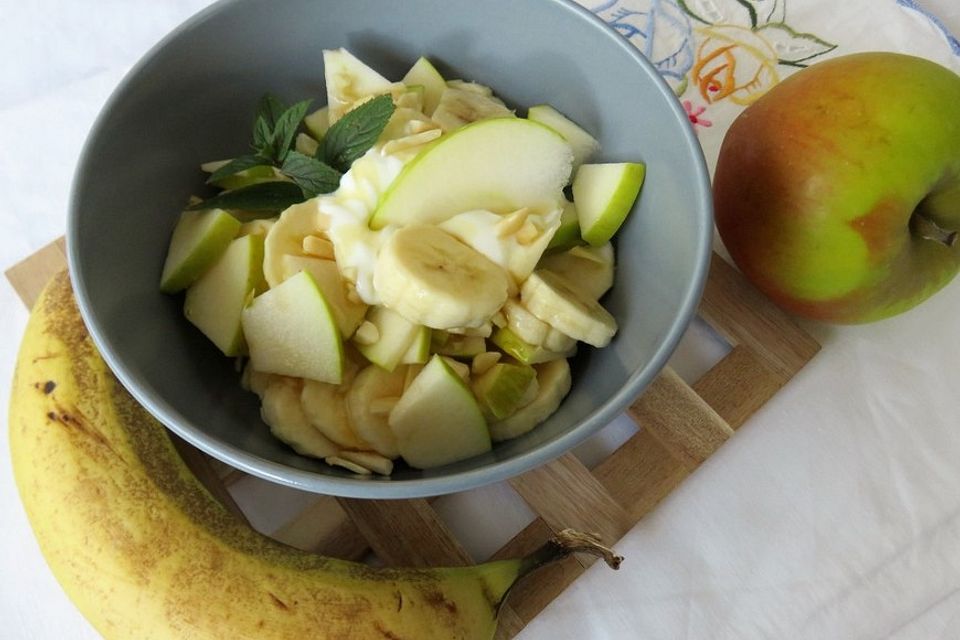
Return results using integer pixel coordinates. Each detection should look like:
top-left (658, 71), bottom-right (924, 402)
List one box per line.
top-left (683, 100), bottom-right (713, 128)
top-left (582, 0), bottom-right (837, 132)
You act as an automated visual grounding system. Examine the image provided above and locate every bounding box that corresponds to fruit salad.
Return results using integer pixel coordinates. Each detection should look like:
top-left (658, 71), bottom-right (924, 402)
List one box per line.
top-left (159, 49), bottom-right (645, 476)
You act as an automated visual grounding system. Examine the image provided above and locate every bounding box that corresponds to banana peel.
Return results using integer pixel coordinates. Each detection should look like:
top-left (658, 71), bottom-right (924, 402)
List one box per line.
top-left (8, 270), bottom-right (621, 639)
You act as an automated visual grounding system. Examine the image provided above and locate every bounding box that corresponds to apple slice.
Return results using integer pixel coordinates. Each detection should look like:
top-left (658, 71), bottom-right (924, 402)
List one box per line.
top-left (547, 199), bottom-right (581, 251)
top-left (490, 327), bottom-right (573, 365)
top-left (183, 233), bottom-right (264, 356)
top-left (472, 362), bottom-right (537, 421)
top-left (572, 162), bottom-right (645, 246)
top-left (489, 358), bottom-right (572, 442)
top-left (538, 243), bottom-right (615, 300)
top-left (281, 255), bottom-right (368, 337)
top-left (400, 326), bottom-right (431, 365)
top-left (354, 306), bottom-right (421, 372)
top-left (402, 57), bottom-right (446, 116)
top-left (295, 132), bottom-right (320, 157)
top-left (527, 105), bottom-right (600, 171)
top-left (159, 208), bottom-right (241, 293)
top-left (323, 48), bottom-right (402, 123)
top-left (241, 270), bottom-right (344, 383)
top-left (431, 332), bottom-right (486, 358)
top-left (430, 87), bottom-right (514, 132)
top-left (388, 355), bottom-right (491, 469)
top-left (200, 160), bottom-right (286, 190)
top-left (370, 118), bottom-right (573, 229)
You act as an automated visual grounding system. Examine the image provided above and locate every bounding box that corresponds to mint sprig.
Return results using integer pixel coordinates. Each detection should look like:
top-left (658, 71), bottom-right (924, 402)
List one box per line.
top-left (192, 92), bottom-right (395, 215)
top-left (320, 95), bottom-right (395, 172)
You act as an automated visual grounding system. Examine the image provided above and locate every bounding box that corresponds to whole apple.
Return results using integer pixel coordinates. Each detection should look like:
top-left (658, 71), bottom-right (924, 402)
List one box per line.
top-left (714, 52), bottom-right (960, 323)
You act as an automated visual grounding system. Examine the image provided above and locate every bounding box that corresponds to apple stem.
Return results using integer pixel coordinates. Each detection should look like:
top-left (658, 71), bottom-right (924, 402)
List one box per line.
top-left (912, 213), bottom-right (958, 248)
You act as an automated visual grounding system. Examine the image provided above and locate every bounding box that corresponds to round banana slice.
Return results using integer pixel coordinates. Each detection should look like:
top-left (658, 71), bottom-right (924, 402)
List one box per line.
top-left (373, 226), bottom-right (510, 329)
top-left (502, 298), bottom-right (549, 345)
top-left (345, 364), bottom-right (408, 459)
top-left (263, 199), bottom-right (330, 288)
top-left (260, 378), bottom-right (339, 459)
top-left (489, 359), bottom-right (571, 442)
top-left (520, 270), bottom-right (617, 348)
top-left (301, 379), bottom-right (369, 450)
top-left (537, 242), bottom-right (614, 300)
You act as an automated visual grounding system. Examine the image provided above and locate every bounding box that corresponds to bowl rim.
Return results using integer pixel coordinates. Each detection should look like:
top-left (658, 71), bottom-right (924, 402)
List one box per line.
top-left (67, 0), bottom-right (714, 499)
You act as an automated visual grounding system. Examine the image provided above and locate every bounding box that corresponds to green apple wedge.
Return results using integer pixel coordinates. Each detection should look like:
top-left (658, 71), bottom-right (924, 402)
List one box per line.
top-left (183, 233), bottom-right (264, 356)
top-left (388, 354), bottom-right (491, 469)
top-left (527, 105), bottom-right (600, 171)
top-left (369, 118), bottom-right (574, 228)
top-left (303, 106), bottom-right (330, 140)
top-left (159, 208), bottom-right (241, 293)
top-left (489, 359), bottom-right (571, 442)
top-left (402, 57), bottom-right (446, 116)
top-left (572, 162), bottom-right (645, 246)
top-left (400, 326), bottom-right (431, 365)
top-left (281, 255), bottom-right (368, 337)
top-left (295, 132), bottom-right (320, 157)
top-left (200, 160), bottom-right (286, 191)
top-left (490, 327), bottom-right (572, 365)
top-left (241, 270), bottom-right (344, 384)
top-left (547, 200), bottom-right (581, 251)
top-left (355, 306), bottom-right (422, 372)
top-left (472, 362), bottom-right (537, 422)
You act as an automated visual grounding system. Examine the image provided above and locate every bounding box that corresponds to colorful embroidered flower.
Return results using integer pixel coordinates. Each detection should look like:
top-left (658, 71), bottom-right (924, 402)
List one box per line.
top-left (692, 24), bottom-right (780, 105)
top-left (683, 100), bottom-right (712, 128)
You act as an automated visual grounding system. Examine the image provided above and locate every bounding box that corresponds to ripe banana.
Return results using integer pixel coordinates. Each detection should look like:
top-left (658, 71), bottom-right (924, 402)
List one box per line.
top-left (374, 226), bottom-right (510, 329)
top-left (10, 271), bottom-right (621, 639)
top-left (521, 270), bottom-right (618, 348)
top-left (537, 242), bottom-right (615, 300)
top-left (430, 86), bottom-right (515, 132)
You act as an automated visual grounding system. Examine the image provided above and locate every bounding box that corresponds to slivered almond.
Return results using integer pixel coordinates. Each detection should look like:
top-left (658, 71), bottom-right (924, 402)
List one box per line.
top-left (471, 351), bottom-right (501, 376)
top-left (491, 311), bottom-right (507, 328)
top-left (302, 235), bottom-right (336, 260)
top-left (496, 207), bottom-right (530, 238)
top-left (382, 129), bottom-right (442, 155)
top-left (325, 456), bottom-right (373, 475)
top-left (339, 451), bottom-right (394, 476)
top-left (515, 220), bottom-right (540, 245)
top-left (353, 321), bottom-right (380, 346)
top-left (569, 245), bottom-right (607, 263)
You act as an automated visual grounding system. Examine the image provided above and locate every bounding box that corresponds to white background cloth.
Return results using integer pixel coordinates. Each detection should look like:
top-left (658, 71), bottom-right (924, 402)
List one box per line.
top-left (3, 1), bottom-right (960, 638)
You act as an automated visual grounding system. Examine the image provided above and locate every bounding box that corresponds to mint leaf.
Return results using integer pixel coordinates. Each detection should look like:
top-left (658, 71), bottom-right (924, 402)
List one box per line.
top-left (256, 93), bottom-right (286, 129)
top-left (187, 181), bottom-right (305, 214)
top-left (322, 95), bottom-right (395, 172)
top-left (280, 151), bottom-right (342, 197)
top-left (206, 154), bottom-right (271, 185)
top-left (252, 116), bottom-right (275, 157)
top-left (272, 99), bottom-right (313, 163)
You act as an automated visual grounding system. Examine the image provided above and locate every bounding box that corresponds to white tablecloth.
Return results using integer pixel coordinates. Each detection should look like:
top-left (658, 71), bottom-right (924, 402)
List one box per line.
top-left (3, 1), bottom-right (960, 638)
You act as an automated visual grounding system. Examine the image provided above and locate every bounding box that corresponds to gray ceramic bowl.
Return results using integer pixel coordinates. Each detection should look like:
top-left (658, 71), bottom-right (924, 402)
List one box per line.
top-left (68, 0), bottom-right (712, 498)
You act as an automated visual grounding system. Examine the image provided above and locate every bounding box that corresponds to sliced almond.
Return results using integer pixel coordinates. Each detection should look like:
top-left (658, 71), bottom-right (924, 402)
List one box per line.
top-left (302, 235), bottom-right (336, 260)
top-left (353, 321), bottom-right (380, 346)
top-left (491, 310), bottom-right (507, 328)
top-left (382, 129), bottom-right (442, 155)
top-left (325, 455), bottom-right (373, 475)
top-left (516, 220), bottom-right (540, 245)
top-left (471, 351), bottom-right (502, 376)
top-left (339, 450), bottom-right (394, 476)
top-left (569, 245), bottom-right (608, 264)
top-left (497, 207), bottom-right (530, 238)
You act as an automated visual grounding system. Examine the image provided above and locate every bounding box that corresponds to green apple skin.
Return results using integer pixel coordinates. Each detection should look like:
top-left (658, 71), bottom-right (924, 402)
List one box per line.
top-left (402, 57), bottom-right (446, 116)
top-left (572, 162), bottom-right (645, 247)
top-left (714, 52), bottom-right (960, 324)
top-left (160, 208), bottom-right (240, 293)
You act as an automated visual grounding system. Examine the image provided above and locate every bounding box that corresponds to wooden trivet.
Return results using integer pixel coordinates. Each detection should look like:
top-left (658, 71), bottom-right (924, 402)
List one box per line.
top-left (6, 238), bottom-right (820, 638)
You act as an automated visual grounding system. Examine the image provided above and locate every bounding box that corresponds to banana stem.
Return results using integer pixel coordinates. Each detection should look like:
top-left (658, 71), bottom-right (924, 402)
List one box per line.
top-left (519, 529), bottom-right (623, 577)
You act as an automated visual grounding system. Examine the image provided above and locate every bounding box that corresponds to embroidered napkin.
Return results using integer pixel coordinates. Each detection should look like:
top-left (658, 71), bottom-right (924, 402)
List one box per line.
top-left (576, 0), bottom-right (960, 174)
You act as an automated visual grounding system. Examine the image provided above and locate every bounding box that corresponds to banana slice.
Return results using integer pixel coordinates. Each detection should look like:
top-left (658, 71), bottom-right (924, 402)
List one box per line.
top-left (374, 226), bottom-right (510, 329)
top-left (262, 199), bottom-right (330, 288)
top-left (446, 79), bottom-right (495, 96)
top-left (346, 364), bottom-right (408, 459)
top-left (489, 358), bottom-right (572, 442)
top-left (430, 87), bottom-right (515, 132)
top-left (520, 270), bottom-right (617, 348)
top-left (260, 378), bottom-right (340, 458)
top-left (301, 379), bottom-right (369, 450)
top-left (502, 298), bottom-right (550, 345)
top-left (538, 242), bottom-right (615, 300)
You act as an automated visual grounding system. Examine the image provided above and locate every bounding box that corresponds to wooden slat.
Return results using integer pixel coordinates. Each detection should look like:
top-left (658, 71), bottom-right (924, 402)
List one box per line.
top-left (698, 253), bottom-right (820, 381)
top-left (5, 237), bottom-right (67, 308)
top-left (628, 367), bottom-right (733, 469)
top-left (509, 453), bottom-right (631, 561)
top-left (270, 496), bottom-right (369, 560)
top-left (336, 498), bottom-right (473, 566)
top-left (692, 344), bottom-right (785, 429)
